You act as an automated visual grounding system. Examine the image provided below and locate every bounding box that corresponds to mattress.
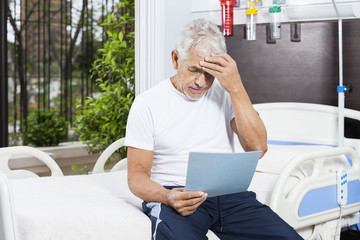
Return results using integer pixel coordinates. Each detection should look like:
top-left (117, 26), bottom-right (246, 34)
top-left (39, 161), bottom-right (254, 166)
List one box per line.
top-left (11, 172), bottom-right (151, 240)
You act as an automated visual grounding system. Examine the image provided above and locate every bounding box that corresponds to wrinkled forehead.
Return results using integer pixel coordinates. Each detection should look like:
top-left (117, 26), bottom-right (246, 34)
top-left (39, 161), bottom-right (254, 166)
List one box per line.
top-left (179, 53), bottom-right (204, 70)
top-left (185, 46), bottom-right (211, 63)
top-left (192, 44), bottom-right (213, 59)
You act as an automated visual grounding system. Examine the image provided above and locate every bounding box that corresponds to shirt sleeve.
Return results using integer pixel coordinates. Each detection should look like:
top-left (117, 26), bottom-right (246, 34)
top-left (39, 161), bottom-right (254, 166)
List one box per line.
top-left (124, 96), bottom-right (154, 151)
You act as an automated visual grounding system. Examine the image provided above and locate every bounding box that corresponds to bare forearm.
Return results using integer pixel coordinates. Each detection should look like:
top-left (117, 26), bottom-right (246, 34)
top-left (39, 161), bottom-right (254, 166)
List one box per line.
top-left (128, 170), bottom-right (171, 204)
top-left (127, 147), bottom-right (170, 204)
top-left (229, 84), bottom-right (267, 156)
top-left (198, 53), bottom-right (267, 156)
top-left (126, 147), bottom-right (207, 216)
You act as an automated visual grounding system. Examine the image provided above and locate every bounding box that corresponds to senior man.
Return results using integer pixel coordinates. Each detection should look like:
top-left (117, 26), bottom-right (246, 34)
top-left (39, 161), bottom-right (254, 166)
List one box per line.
top-left (124, 18), bottom-right (303, 240)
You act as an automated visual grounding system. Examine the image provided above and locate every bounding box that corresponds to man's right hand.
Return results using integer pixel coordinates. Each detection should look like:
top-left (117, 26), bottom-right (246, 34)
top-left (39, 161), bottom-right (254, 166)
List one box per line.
top-left (166, 188), bottom-right (208, 216)
top-left (127, 147), bottom-right (208, 217)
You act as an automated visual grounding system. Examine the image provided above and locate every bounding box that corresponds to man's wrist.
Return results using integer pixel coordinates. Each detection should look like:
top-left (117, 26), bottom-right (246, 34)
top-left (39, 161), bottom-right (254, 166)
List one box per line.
top-left (161, 188), bottom-right (172, 206)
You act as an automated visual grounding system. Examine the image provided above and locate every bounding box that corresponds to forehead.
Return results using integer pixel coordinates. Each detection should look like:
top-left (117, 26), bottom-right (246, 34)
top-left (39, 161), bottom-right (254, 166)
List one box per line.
top-left (183, 49), bottom-right (209, 66)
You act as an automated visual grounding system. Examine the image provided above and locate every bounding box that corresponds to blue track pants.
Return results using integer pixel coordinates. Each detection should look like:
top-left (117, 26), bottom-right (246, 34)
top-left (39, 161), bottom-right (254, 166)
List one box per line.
top-left (142, 190), bottom-right (303, 240)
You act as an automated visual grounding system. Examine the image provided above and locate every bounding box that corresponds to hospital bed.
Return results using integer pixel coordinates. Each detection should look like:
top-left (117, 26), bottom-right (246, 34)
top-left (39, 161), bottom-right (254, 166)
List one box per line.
top-left (0, 102), bottom-right (360, 239)
top-left (247, 102), bottom-right (360, 239)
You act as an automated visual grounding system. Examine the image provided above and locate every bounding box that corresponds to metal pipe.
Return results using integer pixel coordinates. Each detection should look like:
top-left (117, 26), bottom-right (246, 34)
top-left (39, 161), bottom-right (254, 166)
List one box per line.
top-left (0, 0), bottom-right (9, 147)
top-left (47, 0), bottom-right (51, 108)
top-left (60, 0), bottom-right (64, 115)
top-left (332, 0), bottom-right (344, 147)
top-left (38, 0), bottom-right (41, 112)
top-left (43, 0), bottom-right (47, 110)
top-left (69, 0), bottom-right (73, 124)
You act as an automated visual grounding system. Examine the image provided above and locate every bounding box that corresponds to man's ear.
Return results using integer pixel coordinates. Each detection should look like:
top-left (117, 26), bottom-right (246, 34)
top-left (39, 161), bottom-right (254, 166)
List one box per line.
top-left (171, 50), bottom-right (179, 70)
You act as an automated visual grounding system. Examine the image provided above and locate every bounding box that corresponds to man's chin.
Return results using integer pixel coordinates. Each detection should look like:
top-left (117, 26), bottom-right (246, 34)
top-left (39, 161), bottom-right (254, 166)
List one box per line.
top-left (184, 90), bottom-right (204, 101)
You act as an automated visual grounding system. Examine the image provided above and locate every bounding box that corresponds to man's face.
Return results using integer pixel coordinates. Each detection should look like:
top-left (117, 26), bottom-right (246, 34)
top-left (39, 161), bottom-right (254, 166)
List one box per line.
top-left (172, 49), bottom-right (215, 100)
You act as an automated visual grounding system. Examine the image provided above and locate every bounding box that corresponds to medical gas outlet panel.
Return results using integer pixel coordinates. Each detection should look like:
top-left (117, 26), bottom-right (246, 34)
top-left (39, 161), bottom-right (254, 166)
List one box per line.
top-left (192, 0), bottom-right (360, 26)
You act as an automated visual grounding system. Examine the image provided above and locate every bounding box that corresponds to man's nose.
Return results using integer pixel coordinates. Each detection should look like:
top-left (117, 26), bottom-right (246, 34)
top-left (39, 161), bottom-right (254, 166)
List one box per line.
top-left (194, 73), bottom-right (207, 87)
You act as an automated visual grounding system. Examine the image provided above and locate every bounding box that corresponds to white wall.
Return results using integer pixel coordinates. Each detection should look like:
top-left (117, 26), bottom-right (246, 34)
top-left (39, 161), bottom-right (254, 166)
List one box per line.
top-left (135, 0), bottom-right (165, 95)
top-left (164, 0), bottom-right (192, 79)
top-left (135, 0), bottom-right (191, 95)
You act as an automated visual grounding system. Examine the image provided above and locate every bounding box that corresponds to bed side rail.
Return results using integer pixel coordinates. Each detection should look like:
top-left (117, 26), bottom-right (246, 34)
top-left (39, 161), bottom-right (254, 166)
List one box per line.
top-left (269, 146), bottom-right (360, 230)
top-left (253, 102), bottom-right (360, 147)
top-left (0, 170), bottom-right (17, 240)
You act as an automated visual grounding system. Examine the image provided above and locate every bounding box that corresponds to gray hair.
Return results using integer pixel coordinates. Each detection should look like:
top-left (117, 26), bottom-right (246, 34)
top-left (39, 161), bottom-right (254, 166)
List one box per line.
top-left (175, 19), bottom-right (227, 63)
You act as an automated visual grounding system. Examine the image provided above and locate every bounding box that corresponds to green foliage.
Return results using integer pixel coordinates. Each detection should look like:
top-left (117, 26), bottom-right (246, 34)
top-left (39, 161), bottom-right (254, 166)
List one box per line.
top-left (73, 82), bottom-right (133, 158)
top-left (71, 165), bottom-right (90, 175)
top-left (73, 0), bottom-right (135, 160)
top-left (91, 1), bottom-right (135, 90)
top-left (22, 108), bottom-right (69, 147)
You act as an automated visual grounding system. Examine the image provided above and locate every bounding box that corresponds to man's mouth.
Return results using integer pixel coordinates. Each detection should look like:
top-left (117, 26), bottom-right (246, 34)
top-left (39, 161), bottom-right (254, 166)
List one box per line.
top-left (183, 85), bottom-right (209, 100)
top-left (188, 84), bottom-right (208, 92)
top-left (190, 87), bottom-right (207, 93)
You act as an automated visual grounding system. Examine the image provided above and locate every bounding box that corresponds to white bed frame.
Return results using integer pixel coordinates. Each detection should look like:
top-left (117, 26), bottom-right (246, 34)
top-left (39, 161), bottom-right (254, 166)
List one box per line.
top-left (0, 146), bottom-right (64, 240)
top-left (0, 171), bottom-right (16, 240)
top-left (1, 102), bottom-right (360, 240)
top-left (253, 102), bottom-right (360, 149)
top-left (253, 102), bottom-right (360, 233)
top-left (270, 146), bottom-right (360, 229)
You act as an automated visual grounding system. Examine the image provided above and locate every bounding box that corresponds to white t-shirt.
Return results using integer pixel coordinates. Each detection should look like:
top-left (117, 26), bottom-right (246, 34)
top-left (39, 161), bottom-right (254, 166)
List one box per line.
top-left (125, 78), bottom-right (235, 186)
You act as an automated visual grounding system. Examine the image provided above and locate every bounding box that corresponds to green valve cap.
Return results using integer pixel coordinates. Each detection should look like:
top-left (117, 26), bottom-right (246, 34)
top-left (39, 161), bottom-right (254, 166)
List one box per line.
top-left (269, 6), bottom-right (281, 13)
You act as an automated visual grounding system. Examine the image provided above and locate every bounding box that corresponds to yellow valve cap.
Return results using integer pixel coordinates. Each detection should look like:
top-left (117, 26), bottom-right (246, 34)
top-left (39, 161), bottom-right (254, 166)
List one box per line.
top-left (246, 8), bottom-right (258, 15)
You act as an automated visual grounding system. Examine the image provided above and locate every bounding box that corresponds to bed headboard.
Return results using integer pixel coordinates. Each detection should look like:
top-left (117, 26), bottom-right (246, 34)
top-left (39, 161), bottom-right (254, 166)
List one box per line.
top-left (253, 102), bottom-right (360, 148)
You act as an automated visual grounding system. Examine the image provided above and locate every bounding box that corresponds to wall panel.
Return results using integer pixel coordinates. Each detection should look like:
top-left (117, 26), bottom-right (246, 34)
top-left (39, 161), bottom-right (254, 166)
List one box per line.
top-left (226, 20), bottom-right (360, 137)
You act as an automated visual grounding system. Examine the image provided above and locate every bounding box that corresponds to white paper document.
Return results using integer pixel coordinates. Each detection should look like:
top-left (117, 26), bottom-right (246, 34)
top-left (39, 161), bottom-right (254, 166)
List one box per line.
top-left (185, 151), bottom-right (261, 197)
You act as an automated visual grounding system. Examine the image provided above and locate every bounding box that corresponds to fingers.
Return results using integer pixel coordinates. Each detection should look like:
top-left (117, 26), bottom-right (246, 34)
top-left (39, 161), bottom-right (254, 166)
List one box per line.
top-left (199, 53), bottom-right (241, 93)
top-left (199, 53), bottom-right (235, 75)
top-left (200, 62), bottom-right (221, 75)
top-left (167, 188), bottom-right (208, 216)
top-left (177, 196), bottom-right (207, 216)
top-left (200, 57), bottom-right (225, 73)
top-left (206, 53), bottom-right (232, 66)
